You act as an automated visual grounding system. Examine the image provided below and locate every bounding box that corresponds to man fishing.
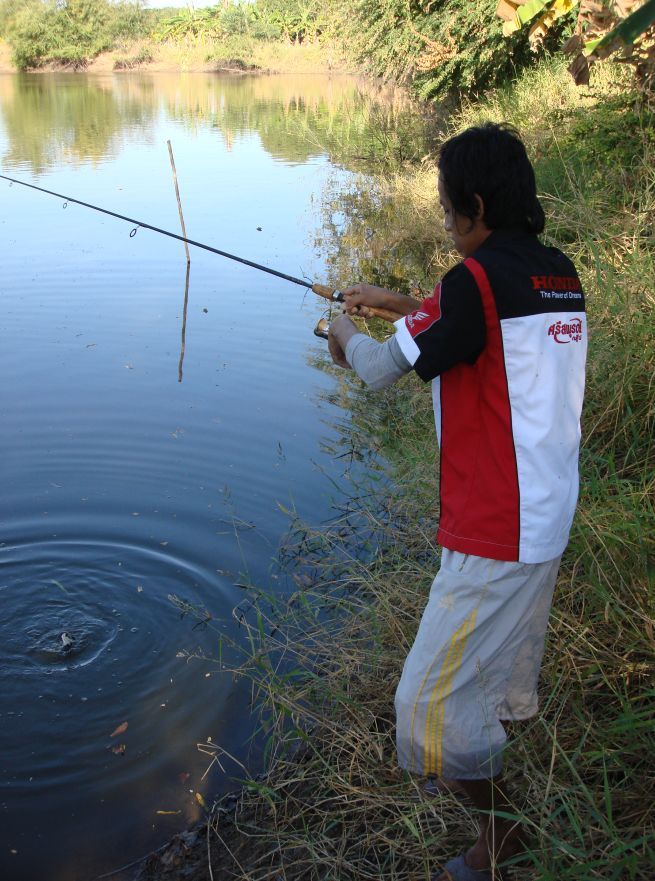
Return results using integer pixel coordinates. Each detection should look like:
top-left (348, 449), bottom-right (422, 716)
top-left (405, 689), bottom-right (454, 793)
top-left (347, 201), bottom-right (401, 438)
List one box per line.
top-left (327, 122), bottom-right (587, 881)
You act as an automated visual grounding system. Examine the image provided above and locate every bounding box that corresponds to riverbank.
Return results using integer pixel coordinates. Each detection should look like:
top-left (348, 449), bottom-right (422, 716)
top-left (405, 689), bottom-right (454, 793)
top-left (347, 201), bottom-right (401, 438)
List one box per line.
top-left (0, 36), bottom-right (344, 75)
top-left (123, 58), bottom-right (655, 881)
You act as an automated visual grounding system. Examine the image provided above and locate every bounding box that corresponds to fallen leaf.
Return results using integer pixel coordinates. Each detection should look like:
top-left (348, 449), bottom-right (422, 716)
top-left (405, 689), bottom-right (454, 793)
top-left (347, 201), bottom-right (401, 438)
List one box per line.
top-left (110, 721), bottom-right (128, 737)
top-left (156, 810), bottom-right (181, 815)
top-left (195, 792), bottom-right (207, 809)
top-left (111, 743), bottom-right (126, 755)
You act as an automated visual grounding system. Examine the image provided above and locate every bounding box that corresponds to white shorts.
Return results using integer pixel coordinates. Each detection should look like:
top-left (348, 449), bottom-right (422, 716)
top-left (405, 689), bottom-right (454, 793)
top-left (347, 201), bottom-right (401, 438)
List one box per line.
top-left (395, 549), bottom-right (561, 780)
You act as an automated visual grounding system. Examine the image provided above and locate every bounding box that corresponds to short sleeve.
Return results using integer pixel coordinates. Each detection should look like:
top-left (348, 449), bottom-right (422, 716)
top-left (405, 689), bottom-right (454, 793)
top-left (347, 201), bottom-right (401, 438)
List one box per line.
top-left (393, 262), bottom-right (485, 382)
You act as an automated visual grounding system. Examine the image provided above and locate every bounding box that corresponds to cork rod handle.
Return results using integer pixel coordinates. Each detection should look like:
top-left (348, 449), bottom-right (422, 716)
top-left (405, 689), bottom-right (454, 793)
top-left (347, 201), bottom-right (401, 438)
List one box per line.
top-left (310, 283), bottom-right (402, 324)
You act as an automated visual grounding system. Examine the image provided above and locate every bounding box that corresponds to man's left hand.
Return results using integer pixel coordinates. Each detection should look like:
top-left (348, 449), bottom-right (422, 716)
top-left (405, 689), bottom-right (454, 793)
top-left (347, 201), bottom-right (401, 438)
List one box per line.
top-left (328, 314), bottom-right (358, 369)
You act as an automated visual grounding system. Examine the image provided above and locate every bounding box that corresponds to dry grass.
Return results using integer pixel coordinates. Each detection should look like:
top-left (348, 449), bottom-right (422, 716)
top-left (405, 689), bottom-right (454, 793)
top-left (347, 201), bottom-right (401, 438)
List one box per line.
top-left (123, 35), bottom-right (344, 75)
top-left (0, 34), bottom-right (346, 75)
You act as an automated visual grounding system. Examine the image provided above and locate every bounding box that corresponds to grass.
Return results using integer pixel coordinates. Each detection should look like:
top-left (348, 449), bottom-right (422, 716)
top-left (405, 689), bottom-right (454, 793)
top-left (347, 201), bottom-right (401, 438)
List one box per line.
top-left (161, 59), bottom-right (655, 881)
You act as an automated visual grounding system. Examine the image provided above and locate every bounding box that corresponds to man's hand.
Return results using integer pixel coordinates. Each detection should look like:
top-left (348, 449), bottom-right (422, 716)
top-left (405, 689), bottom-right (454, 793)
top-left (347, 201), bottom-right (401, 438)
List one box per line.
top-left (342, 283), bottom-right (422, 318)
top-left (342, 283), bottom-right (390, 318)
top-left (328, 314), bottom-right (359, 369)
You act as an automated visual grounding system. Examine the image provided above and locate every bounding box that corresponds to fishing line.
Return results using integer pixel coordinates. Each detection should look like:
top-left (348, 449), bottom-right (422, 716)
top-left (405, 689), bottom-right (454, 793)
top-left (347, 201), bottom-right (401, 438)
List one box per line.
top-left (0, 172), bottom-right (312, 289)
top-left (1, 172), bottom-right (403, 331)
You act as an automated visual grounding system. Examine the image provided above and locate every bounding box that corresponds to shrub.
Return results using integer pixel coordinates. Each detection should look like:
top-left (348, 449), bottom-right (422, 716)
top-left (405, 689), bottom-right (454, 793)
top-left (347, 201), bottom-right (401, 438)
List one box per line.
top-left (3, 0), bottom-right (152, 70)
top-left (320, 0), bottom-right (573, 99)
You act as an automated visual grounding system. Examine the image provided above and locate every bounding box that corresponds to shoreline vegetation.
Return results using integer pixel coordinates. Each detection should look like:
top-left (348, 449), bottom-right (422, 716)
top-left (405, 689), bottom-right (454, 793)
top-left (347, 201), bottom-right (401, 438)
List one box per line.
top-left (0, 36), bottom-right (343, 75)
top-left (0, 0), bottom-right (580, 81)
top-left (1, 3), bottom-right (653, 880)
top-left (142, 58), bottom-right (653, 881)
top-left (0, 0), bottom-right (348, 76)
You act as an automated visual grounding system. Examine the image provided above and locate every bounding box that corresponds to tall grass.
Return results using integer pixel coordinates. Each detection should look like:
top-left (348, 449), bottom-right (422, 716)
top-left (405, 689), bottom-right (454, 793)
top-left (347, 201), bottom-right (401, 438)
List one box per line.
top-left (167, 60), bottom-right (654, 881)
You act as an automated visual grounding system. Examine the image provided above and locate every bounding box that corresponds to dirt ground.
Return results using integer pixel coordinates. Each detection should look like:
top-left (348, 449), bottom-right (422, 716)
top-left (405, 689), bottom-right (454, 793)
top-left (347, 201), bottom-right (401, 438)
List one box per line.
top-left (0, 38), bottom-right (333, 76)
top-left (0, 58), bottom-right (245, 75)
top-left (0, 40), bottom-right (259, 75)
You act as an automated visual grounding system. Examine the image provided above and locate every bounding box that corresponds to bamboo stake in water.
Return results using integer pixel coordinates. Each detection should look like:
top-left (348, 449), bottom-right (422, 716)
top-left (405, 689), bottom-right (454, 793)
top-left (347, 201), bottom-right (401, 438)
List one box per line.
top-left (167, 140), bottom-right (190, 265)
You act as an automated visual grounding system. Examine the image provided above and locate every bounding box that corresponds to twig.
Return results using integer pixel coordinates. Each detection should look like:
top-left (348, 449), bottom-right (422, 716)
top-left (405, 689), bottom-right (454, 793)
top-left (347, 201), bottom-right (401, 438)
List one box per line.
top-left (206, 818), bottom-right (215, 881)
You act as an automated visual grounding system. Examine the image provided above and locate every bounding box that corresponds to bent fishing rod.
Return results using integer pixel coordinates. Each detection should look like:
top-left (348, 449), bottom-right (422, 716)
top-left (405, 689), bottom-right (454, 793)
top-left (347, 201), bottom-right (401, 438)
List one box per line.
top-left (0, 173), bottom-right (401, 336)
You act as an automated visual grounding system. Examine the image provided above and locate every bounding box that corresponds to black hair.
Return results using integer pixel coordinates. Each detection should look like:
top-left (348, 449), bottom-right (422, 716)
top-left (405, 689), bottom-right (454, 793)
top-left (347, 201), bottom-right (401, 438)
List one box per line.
top-left (438, 122), bottom-right (545, 234)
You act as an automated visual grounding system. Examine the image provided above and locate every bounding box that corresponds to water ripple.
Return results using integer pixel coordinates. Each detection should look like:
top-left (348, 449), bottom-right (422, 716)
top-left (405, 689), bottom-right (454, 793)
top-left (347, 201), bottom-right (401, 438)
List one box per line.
top-left (0, 536), bottom-right (238, 791)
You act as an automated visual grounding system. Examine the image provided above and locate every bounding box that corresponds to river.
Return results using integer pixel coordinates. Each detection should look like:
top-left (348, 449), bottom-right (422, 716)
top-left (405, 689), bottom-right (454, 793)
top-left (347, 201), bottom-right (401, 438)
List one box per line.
top-left (0, 71), bottom-right (425, 881)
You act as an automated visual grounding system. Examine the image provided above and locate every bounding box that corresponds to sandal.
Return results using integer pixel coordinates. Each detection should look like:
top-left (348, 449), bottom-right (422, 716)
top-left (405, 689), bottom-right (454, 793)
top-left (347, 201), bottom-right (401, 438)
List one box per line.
top-left (432, 854), bottom-right (508, 881)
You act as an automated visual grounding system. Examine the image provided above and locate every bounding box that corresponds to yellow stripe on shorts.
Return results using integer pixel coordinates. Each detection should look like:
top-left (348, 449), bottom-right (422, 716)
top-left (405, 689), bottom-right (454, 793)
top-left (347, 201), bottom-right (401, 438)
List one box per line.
top-left (424, 609), bottom-right (478, 776)
top-left (407, 645), bottom-right (446, 772)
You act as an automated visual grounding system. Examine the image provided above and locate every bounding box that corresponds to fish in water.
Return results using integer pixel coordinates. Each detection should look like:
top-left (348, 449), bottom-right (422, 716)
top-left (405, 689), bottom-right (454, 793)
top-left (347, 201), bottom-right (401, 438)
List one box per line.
top-left (61, 632), bottom-right (74, 651)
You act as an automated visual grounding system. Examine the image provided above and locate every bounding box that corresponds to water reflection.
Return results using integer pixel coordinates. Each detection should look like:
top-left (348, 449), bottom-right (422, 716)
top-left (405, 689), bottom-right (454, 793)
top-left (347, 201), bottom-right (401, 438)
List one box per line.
top-left (0, 72), bottom-right (428, 173)
top-left (0, 74), bottom-right (155, 172)
top-left (178, 263), bottom-right (191, 382)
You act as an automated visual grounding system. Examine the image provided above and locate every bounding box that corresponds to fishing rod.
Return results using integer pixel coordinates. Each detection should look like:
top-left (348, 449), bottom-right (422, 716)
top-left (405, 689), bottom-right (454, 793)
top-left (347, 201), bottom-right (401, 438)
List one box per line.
top-left (0, 173), bottom-right (401, 336)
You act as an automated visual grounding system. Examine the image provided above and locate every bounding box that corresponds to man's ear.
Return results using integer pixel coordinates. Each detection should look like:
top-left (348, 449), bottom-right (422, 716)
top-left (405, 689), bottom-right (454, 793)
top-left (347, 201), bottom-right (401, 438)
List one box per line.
top-left (474, 194), bottom-right (485, 221)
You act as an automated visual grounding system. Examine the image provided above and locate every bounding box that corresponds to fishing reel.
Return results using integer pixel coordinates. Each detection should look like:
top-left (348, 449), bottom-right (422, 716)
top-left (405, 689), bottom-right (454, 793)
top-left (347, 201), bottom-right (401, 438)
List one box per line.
top-left (312, 285), bottom-right (344, 340)
top-left (313, 300), bottom-right (400, 340)
top-left (313, 317), bottom-right (330, 340)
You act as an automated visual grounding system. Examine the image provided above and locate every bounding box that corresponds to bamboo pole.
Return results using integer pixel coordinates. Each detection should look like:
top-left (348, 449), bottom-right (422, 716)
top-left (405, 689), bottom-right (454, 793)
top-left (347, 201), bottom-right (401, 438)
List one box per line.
top-left (167, 140), bottom-right (190, 265)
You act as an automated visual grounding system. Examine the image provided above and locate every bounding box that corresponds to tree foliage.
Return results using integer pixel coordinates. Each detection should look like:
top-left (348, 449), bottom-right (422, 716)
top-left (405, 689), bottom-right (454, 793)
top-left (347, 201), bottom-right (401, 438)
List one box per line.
top-left (0, 0), bottom-right (154, 70)
top-left (155, 1), bottom-right (323, 45)
top-left (2, 0), bottom-right (651, 97)
top-left (318, 0), bottom-right (570, 99)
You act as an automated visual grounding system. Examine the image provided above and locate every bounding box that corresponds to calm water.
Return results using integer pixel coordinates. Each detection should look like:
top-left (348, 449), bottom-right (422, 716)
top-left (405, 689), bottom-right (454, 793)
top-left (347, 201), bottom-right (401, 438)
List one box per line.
top-left (0, 72), bottom-right (420, 880)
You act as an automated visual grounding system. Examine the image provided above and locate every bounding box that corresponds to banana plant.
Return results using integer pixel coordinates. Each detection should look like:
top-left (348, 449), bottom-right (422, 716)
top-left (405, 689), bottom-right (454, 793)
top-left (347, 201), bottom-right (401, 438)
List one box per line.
top-left (495, 0), bottom-right (655, 85)
top-left (154, 6), bottom-right (220, 41)
top-left (497, 0), bottom-right (576, 40)
top-left (583, 0), bottom-right (655, 55)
